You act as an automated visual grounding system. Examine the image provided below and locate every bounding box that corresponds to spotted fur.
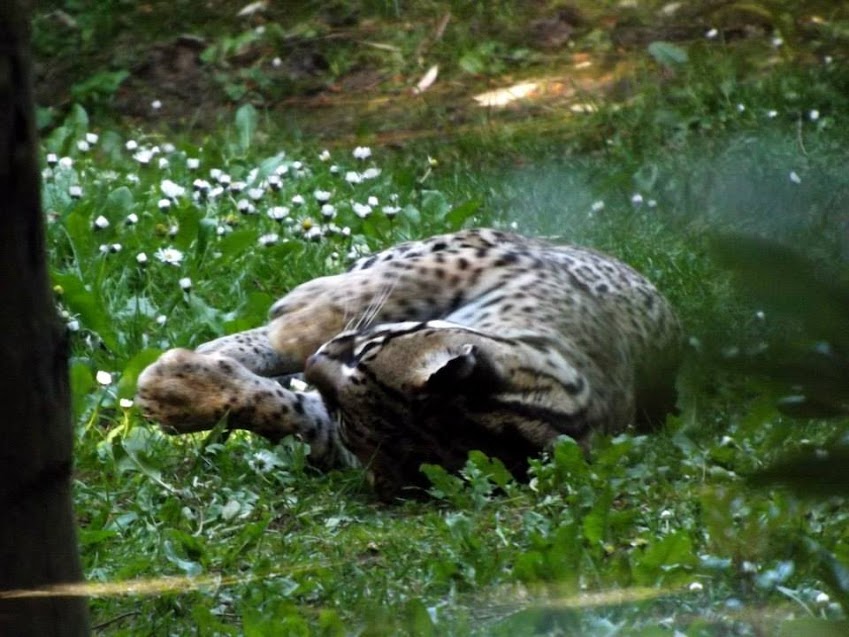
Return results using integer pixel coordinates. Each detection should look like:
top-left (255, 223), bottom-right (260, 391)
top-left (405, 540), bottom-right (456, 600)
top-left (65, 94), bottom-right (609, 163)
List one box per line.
top-left (137, 229), bottom-right (681, 499)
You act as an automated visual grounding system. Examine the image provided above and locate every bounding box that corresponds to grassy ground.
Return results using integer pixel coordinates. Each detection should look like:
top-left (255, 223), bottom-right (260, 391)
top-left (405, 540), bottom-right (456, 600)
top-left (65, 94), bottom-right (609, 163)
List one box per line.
top-left (36, 1), bottom-right (849, 635)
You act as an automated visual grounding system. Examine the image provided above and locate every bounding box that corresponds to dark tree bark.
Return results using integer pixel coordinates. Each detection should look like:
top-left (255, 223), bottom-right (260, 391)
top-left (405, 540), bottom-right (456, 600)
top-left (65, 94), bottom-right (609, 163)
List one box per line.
top-left (0, 2), bottom-right (90, 635)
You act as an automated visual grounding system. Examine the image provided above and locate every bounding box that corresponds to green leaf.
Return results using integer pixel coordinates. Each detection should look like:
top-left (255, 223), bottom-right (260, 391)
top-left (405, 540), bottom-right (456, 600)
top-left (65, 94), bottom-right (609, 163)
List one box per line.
top-left (551, 436), bottom-right (589, 482)
top-left (117, 348), bottom-right (163, 399)
top-left (403, 598), bottom-right (436, 636)
top-left (65, 209), bottom-right (95, 256)
top-left (174, 206), bottom-right (202, 251)
top-left (69, 360), bottom-right (95, 420)
top-left (648, 41), bottom-right (689, 67)
top-left (445, 199), bottom-right (481, 230)
top-left (66, 103), bottom-right (90, 138)
top-left (218, 228), bottom-right (258, 257)
top-left (235, 103), bottom-right (259, 151)
top-left (162, 539), bottom-right (203, 577)
top-left (582, 487), bottom-right (613, 545)
top-left (632, 531), bottom-right (696, 585)
top-left (105, 186), bottom-right (134, 214)
top-left (53, 272), bottom-right (119, 350)
top-left (420, 190), bottom-right (451, 221)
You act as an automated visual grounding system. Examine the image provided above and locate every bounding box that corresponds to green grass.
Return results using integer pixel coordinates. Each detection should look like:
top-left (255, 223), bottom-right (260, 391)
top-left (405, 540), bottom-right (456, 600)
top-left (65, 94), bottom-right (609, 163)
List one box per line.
top-left (38, 13), bottom-right (849, 635)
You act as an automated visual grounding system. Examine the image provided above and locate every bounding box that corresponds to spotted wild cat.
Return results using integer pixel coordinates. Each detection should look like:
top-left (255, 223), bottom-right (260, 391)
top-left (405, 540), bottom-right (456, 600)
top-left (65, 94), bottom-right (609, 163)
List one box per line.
top-left (136, 228), bottom-right (681, 499)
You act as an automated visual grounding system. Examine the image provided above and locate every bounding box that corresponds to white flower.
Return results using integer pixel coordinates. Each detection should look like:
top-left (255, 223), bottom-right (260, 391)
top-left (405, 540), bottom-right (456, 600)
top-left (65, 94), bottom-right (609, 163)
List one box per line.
top-left (86, 132), bottom-right (99, 144)
top-left (789, 171), bottom-right (801, 184)
top-left (94, 215), bottom-right (110, 229)
top-left (266, 174), bottom-right (282, 190)
top-left (319, 149), bottom-right (331, 161)
top-left (329, 164), bottom-right (340, 174)
top-left (69, 185), bottom-right (83, 198)
top-left (133, 149), bottom-right (153, 164)
top-left (591, 200), bottom-right (605, 212)
top-left (345, 171), bottom-right (363, 184)
top-left (155, 246), bottom-right (184, 266)
top-left (274, 164), bottom-right (289, 176)
top-left (736, 103), bottom-right (745, 112)
top-left (125, 213), bottom-right (139, 225)
top-left (755, 310), bottom-right (765, 320)
top-left (292, 160), bottom-right (303, 170)
top-left (352, 146), bottom-right (372, 160)
top-left (179, 277), bottom-right (192, 291)
top-left (321, 203), bottom-right (337, 219)
top-left (352, 202), bottom-right (372, 218)
top-left (647, 199), bottom-right (657, 208)
top-left (659, 509), bottom-right (673, 520)
top-left (46, 152), bottom-right (58, 165)
top-left (162, 142), bottom-right (176, 153)
top-left (291, 194), bottom-right (305, 206)
top-left (361, 167), bottom-right (381, 180)
top-left (267, 206), bottom-right (290, 221)
top-left (824, 55), bottom-right (833, 65)
top-left (109, 243), bottom-right (122, 253)
top-left (809, 109), bottom-right (820, 121)
top-left (249, 449), bottom-right (284, 473)
top-left (67, 319), bottom-right (80, 332)
top-left (271, 56), bottom-right (282, 68)
top-left (96, 370), bottom-right (113, 386)
top-left (158, 157), bottom-right (169, 169)
top-left (216, 172), bottom-right (231, 185)
top-left (304, 226), bottom-right (324, 241)
top-left (209, 167), bottom-right (222, 179)
top-left (192, 178), bottom-right (211, 192)
top-left (314, 189), bottom-right (331, 202)
top-left (772, 36), bottom-right (783, 47)
top-left (151, 99), bottom-right (163, 110)
top-left (815, 592), bottom-right (830, 605)
top-left (125, 139), bottom-right (138, 151)
top-left (126, 173), bottom-right (140, 184)
top-left (230, 180), bottom-right (246, 192)
top-left (237, 199), bottom-right (255, 214)
top-left (259, 233), bottom-right (279, 246)
top-left (58, 156), bottom-right (73, 169)
top-left (187, 157), bottom-right (200, 170)
top-left (156, 314), bottom-right (167, 325)
top-left (136, 252), bottom-right (148, 265)
top-left (766, 109), bottom-right (778, 118)
top-left (76, 140), bottom-right (90, 152)
top-left (382, 205), bottom-right (400, 218)
top-left (631, 193), bottom-right (644, 205)
top-left (367, 195), bottom-right (379, 206)
top-left (688, 582), bottom-right (704, 593)
top-left (158, 198), bottom-right (172, 210)
top-left (161, 179), bottom-right (185, 198)
top-left (248, 187), bottom-right (264, 201)
top-left (209, 186), bottom-right (224, 199)
top-left (705, 28), bottom-right (718, 39)
top-left (168, 224), bottom-right (179, 237)
top-left (119, 398), bottom-right (134, 409)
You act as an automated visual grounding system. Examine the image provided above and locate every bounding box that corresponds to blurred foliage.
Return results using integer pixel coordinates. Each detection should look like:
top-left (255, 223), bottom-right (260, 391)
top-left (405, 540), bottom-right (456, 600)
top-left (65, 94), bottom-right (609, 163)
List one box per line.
top-left (713, 234), bottom-right (849, 420)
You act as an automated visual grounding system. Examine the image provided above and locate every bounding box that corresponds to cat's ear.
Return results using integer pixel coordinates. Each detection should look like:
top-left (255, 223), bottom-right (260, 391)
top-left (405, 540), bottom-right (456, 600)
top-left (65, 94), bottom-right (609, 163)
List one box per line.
top-left (424, 344), bottom-right (505, 394)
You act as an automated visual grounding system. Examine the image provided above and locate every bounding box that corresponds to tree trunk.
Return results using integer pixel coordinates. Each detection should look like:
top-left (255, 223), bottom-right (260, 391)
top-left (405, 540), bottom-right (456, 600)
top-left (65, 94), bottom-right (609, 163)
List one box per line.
top-left (0, 2), bottom-right (90, 635)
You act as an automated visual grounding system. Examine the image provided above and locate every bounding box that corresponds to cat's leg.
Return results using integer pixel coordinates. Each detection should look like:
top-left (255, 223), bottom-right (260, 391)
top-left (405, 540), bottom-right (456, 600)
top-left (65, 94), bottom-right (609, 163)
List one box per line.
top-left (135, 348), bottom-right (355, 470)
